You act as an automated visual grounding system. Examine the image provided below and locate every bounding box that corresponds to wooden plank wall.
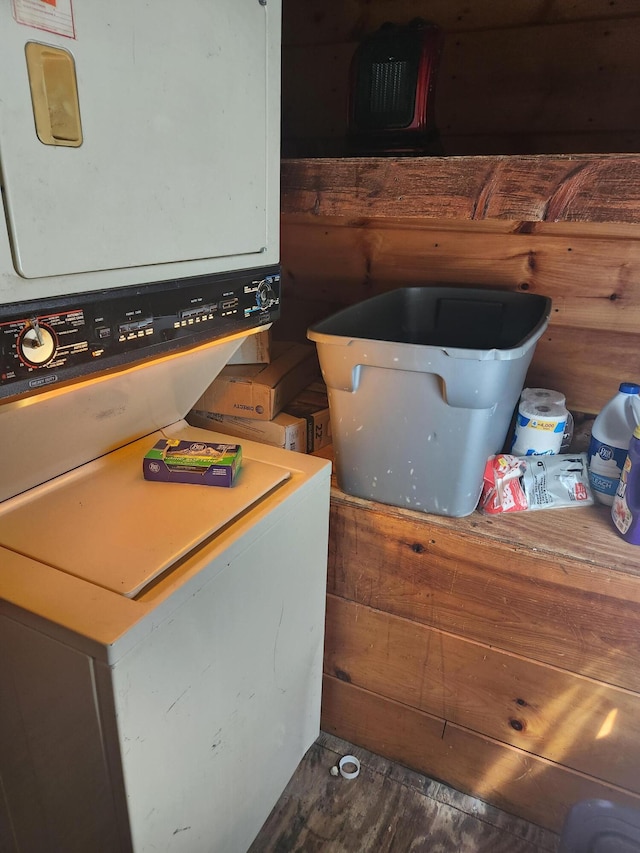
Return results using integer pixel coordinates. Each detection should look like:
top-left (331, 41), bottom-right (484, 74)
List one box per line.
top-left (282, 0), bottom-right (640, 156)
top-left (280, 3), bottom-right (640, 414)
top-left (320, 494), bottom-right (640, 832)
top-left (279, 207), bottom-right (640, 415)
top-left (280, 4), bottom-right (640, 830)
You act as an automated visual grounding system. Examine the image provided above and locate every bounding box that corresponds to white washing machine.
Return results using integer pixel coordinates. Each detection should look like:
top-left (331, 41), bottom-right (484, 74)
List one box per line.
top-left (0, 387), bottom-right (330, 853)
top-left (0, 2), bottom-right (332, 851)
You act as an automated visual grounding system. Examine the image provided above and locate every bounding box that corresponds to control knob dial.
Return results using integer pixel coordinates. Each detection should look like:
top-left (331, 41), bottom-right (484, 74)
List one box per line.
top-left (256, 279), bottom-right (277, 309)
top-left (18, 318), bottom-right (57, 366)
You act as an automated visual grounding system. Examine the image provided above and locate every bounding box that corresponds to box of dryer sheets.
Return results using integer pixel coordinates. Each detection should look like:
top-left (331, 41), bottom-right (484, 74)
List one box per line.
top-left (187, 409), bottom-right (307, 453)
top-left (283, 381), bottom-right (332, 453)
top-left (143, 439), bottom-right (242, 487)
top-left (192, 341), bottom-right (320, 421)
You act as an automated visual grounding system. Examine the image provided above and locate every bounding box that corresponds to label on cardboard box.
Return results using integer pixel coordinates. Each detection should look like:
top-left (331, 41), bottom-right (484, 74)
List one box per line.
top-left (284, 380), bottom-right (332, 453)
top-left (143, 439), bottom-right (242, 487)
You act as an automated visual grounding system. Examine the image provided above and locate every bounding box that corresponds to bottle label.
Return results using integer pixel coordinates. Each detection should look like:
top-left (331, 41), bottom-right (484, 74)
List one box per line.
top-left (612, 455), bottom-right (633, 534)
top-left (588, 438), bottom-right (627, 499)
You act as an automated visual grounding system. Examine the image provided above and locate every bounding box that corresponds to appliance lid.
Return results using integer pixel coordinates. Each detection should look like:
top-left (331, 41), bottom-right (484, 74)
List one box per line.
top-left (0, 425), bottom-right (291, 598)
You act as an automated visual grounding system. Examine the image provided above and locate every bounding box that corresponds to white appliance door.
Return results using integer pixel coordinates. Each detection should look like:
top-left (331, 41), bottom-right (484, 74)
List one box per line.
top-left (0, 0), bottom-right (268, 281)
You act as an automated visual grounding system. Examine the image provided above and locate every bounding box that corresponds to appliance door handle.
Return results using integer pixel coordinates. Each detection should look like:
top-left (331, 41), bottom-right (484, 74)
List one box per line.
top-left (25, 42), bottom-right (83, 147)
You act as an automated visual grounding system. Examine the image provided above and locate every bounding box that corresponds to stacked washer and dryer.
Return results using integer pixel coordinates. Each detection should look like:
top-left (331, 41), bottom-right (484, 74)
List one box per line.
top-left (0, 3), bottom-right (330, 852)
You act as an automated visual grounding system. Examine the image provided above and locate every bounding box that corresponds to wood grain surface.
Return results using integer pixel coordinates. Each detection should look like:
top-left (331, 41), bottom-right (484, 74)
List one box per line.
top-left (321, 677), bottom-right (640, 834)
top-left (281, 217), bottom-right (640, 333)
top-left (279, 205), bottom-right (640, 413)
top-left (250, 732), bottom-right (561, 852)
top-left (318, 472), bottom-right (640, 830)
top-left (281, 157), bottom-right (640, 223)
top-left (283, 0), bottom-right (640, 45)
top-left (325, 594), bottom-right (640, 791)
top-left (282, 2), bottom-right (640, 156)
top-left (280, 3), bottom-right (640, 824)
top-left (327, 496), bottom-right (640, 692)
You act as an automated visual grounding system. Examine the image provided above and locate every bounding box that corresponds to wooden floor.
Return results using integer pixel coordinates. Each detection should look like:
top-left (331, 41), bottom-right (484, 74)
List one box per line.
top-left (249, 733), bottom-right (560, 852)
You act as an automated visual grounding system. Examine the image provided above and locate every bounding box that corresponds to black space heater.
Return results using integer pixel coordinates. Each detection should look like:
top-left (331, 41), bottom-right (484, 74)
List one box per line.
top-left (347, 19), bottom-right (443, 156)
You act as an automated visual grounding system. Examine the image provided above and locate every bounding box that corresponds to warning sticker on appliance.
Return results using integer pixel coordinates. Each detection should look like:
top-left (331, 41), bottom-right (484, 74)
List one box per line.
top-left (12, 0), bottom-right (75, 40)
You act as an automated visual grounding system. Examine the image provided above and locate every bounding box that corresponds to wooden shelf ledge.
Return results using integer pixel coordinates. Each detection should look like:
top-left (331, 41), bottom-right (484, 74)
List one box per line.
top-left (329, 480), bottom-right (640, 581)
top-left (313, 443), bottom-right (640, 582)
top-left (281, 154), bottom-right (640, 224)
top-left (318, 442), bottom-right (640, 827)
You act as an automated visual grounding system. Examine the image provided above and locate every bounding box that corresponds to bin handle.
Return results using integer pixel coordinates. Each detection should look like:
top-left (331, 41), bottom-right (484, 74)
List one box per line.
top-left (319, 343), bottom-right (512, 411)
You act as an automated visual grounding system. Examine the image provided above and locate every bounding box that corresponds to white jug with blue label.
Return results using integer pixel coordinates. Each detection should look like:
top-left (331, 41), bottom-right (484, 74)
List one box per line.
top-left (588, 382), bottom-right (640, 505)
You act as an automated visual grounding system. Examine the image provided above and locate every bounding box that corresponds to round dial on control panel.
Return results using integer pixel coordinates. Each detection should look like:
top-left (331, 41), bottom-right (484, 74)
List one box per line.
top-left (256, 280), bottom-right (276, 309)
top-left (19, 320), bottom-right (57, 366)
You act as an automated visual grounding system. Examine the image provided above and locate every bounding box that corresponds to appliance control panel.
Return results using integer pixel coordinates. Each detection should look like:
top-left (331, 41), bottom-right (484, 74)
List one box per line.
top-left (0, 266), bottom-right (280, 399)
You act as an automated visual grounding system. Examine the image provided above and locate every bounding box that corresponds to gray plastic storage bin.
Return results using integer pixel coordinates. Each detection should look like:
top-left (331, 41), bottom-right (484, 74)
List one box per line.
top-left (559, 799), bottom-right (640, 851)
top-left (307, 286), bottom-right (551, 517)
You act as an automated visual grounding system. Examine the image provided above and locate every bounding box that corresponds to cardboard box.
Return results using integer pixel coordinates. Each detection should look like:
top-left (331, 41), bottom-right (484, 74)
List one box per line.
top-left (143, 438), bottom-right (242, 487)
top-left (187, 409), bottom-right (307, 453)
top-left (188, 378), bottom-right (332, 455)
top-left (193, 341), bottom-right (320, 421)
top-left (283, 381), bottom-right (332, 453)
top-left (226, 328), bottom-right (271, 365)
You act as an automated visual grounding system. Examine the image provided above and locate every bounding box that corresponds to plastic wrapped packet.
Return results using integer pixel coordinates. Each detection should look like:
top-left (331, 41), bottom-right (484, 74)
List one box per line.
top-left (480, 453), bottom-right (593, 514)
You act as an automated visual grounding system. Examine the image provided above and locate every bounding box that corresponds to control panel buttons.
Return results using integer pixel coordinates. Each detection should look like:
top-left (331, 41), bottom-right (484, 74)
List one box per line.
top-left (0, 265), bottom-right (281, 399)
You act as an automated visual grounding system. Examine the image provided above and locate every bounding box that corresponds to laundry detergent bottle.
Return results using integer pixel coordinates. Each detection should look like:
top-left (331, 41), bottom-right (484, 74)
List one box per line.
top-left (588, 382), bottom-right (640, 505)
top-left (612, 424), bottom-right (640, 544)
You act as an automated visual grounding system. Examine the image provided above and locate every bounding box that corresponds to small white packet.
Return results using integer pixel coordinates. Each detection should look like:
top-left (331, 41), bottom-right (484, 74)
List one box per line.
top-left (520, 453), bottom-right (593, 510)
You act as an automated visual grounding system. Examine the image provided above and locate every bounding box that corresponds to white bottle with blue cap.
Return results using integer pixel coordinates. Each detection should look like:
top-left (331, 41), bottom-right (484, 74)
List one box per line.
top-left (588, 382), bottom-right (640, 505)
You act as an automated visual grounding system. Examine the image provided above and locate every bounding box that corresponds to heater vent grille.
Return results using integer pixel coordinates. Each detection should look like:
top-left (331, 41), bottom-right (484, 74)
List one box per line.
top-left (368, 59), bottom-right (414, 125)
top-left (348, 19), bottom-right (442, 153)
